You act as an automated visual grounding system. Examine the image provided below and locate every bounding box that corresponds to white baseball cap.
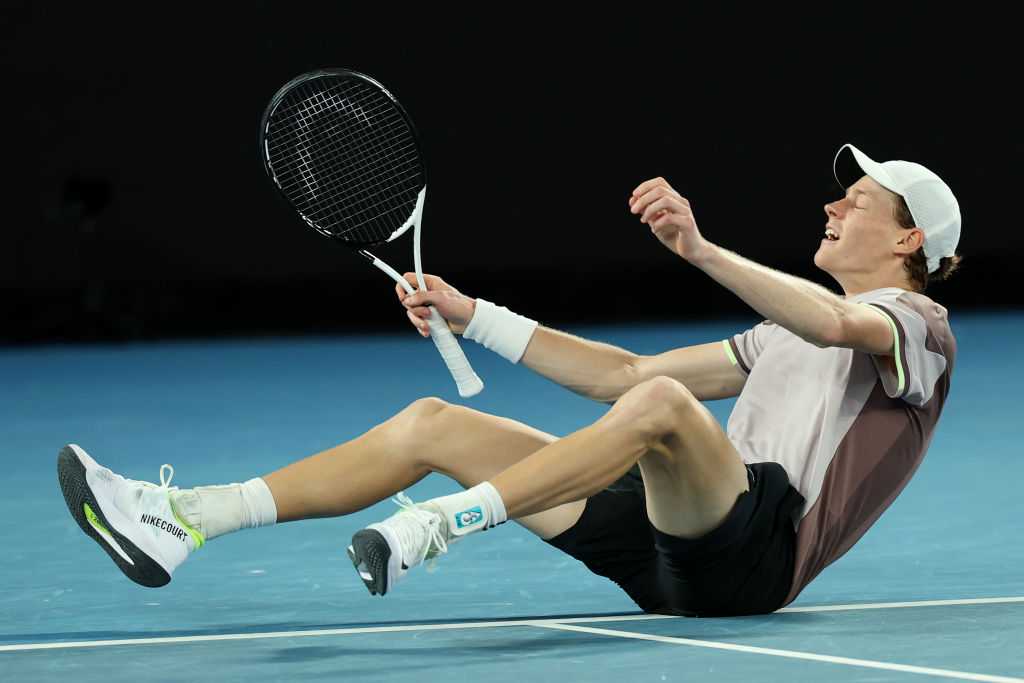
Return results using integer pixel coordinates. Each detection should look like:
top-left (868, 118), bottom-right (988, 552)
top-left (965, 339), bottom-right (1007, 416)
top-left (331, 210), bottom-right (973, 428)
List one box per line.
top-left (833, 143), bottom-right (961, 274)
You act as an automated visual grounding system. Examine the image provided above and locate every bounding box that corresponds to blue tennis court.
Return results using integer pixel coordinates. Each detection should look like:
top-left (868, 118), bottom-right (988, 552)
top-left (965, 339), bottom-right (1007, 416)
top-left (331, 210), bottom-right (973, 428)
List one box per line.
top-left (2, 314), bottom-right (1022, 682)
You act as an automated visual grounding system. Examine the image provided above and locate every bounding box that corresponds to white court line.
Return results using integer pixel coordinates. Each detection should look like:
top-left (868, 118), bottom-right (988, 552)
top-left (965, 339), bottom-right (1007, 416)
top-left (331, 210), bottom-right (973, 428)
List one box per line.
top-left (0, 614), bottom-right (673, 652)
top-left (1, 595), bottom-right (1021, 653)
top-left (779, 596), bottom-right (1024, 613)
top-left (536, 623), bottom-right (1024, 683)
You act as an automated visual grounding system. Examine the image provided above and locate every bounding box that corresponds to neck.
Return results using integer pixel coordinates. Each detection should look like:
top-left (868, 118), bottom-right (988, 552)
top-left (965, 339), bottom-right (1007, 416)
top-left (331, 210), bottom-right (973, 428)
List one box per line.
top-left (834, 271), bottom-right (913, 298)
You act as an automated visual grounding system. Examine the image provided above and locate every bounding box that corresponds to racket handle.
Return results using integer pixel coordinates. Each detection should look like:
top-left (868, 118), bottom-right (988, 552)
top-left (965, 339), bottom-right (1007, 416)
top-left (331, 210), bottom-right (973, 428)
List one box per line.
top-left (369, 255), bottom-right (483, 397)
top-left (425, 307), bottom-right (484, 397)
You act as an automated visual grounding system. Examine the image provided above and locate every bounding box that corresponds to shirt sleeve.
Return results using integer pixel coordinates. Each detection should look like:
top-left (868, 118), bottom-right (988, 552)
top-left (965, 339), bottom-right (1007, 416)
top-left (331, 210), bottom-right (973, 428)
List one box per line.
top-left (723, 320), bottom-right (775, 377)
top-left (859, 298), bottom-right (948, 406)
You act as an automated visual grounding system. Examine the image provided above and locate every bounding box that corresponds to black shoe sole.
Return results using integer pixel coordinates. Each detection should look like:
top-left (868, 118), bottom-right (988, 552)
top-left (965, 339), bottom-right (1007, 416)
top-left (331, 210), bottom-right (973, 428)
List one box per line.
top-left (57, 446), bottom-right (171, 588)
top-left (347, 529), bottom-right (392, 596)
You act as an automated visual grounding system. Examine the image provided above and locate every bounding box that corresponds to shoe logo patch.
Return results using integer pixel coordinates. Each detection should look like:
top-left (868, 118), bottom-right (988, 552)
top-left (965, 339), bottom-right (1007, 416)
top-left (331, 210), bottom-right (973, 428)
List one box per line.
top-left (140, 513), bottom-right (188, 542)
top-left (455, 506), bottom-right (483, 529)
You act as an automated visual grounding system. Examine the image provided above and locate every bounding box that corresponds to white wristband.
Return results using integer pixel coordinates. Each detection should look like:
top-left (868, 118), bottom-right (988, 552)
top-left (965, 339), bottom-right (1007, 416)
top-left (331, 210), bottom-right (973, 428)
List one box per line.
top-left (463, 298), bottom-right (539, 364)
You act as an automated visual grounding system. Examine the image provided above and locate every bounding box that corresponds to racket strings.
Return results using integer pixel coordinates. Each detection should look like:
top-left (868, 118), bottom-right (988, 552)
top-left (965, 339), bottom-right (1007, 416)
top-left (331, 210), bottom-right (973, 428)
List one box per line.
top-left (266, 98), bottom-right (406, 176)
top-left (264, 76), bottom-right (424, 244)
top-left (273, 149), bottom-right (419, 224)
top-left (269, 82), bottom-right (403, 168)
top-left (272, 143), bottom-right (419, 211)
top-left (299, 106), bottom-right (417, 241)
top-left (269, 85), bottom-right (416, 238)
top-left (309, 171), bottom-right (422, 228)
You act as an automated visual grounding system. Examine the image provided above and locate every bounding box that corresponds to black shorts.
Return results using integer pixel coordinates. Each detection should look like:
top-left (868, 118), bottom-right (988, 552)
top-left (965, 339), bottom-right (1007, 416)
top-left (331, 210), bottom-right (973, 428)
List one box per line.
top-left (545, 461), bottom-right (804, 617)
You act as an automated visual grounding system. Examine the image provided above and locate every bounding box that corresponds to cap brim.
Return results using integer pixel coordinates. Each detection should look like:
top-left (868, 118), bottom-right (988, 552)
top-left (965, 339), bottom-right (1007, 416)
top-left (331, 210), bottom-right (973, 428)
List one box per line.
top-left (833, 143), bottom-right (898, 194)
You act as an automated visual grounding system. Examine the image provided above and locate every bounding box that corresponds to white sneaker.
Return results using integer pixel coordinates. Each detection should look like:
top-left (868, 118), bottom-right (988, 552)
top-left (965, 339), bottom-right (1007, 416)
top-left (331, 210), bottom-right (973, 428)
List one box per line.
top-left (57, 444), bottom-right (204, 587)
top-left (347, 492), bottom-right (450, 596)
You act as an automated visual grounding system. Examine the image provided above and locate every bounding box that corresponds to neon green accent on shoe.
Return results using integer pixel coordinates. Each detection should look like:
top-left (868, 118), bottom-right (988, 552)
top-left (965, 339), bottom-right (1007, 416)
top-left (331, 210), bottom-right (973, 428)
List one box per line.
top-left (169, 495), bottom-right (205, 550)
top-left (84, 503), bottom-right (112, 539)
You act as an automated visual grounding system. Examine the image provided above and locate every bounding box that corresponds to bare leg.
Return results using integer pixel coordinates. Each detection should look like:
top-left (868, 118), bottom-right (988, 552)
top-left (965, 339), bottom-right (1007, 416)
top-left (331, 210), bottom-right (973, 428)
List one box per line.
top-left (262, 398), bottom-right (584, 539)
top-left (490, 376), bottom-right (749, 539)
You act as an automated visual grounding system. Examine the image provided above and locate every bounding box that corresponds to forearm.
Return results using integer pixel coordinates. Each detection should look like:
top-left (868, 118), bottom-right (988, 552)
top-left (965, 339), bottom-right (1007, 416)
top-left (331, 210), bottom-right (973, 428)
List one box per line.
top-left (519, 326), bottom-right (637, 403)
top-left (694, 244), bottom-right (844, 346)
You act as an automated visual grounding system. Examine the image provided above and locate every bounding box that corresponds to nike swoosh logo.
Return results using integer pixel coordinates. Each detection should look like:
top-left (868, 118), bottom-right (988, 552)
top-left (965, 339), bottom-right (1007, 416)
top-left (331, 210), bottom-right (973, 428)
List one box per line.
top-left (84, 503), bottom-right (135, 566)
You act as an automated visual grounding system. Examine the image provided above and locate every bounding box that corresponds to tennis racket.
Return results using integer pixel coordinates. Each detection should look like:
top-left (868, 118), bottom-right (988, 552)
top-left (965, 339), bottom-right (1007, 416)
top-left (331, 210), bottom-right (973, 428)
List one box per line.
top-left (259, 69), bottom-right (483, 397)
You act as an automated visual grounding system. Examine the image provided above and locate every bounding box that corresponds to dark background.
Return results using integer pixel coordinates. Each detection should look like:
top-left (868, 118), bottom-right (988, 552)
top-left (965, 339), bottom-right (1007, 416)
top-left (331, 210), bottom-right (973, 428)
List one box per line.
top-left (2, 5), bottom-right (1017, 343)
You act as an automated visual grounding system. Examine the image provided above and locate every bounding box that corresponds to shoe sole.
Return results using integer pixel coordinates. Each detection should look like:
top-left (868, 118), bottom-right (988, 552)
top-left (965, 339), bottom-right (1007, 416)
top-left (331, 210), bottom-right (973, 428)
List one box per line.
top-left (57, 445), bottom-right (171, 588)
top-left (347, 529), bottom-right (394, 596)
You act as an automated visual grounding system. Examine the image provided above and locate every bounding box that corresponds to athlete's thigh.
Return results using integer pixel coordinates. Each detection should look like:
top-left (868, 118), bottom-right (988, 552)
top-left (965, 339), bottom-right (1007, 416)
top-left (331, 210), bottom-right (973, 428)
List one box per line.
top-left (429, 404), bottom-right (585, 539)
top-left (637, 397), bottom-right (749, 539)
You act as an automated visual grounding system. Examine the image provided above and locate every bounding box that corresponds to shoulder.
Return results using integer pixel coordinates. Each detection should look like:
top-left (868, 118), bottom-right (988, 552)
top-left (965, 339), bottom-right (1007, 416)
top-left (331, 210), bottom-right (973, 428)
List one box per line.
top-left (858, 289), bottom-right (952, 334)
top-left (873, 289), bottom-right (957, 365)
top-left (895, 291), bottom-right (951, 326)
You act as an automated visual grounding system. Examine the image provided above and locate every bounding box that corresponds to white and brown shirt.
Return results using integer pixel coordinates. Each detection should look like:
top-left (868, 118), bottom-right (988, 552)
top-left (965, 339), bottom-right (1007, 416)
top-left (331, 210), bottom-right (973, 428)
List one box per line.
top-left (723, 287), bottom-right (955, 606)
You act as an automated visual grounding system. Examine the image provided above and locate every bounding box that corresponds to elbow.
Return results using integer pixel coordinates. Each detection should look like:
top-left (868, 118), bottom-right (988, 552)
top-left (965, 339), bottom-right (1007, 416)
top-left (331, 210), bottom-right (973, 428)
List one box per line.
top-left (600, 354), bottom-right (642, 403)
top-left (812, 308), bottom-right (847, 349)
top-left (622, 353), bottom-right (644, 386)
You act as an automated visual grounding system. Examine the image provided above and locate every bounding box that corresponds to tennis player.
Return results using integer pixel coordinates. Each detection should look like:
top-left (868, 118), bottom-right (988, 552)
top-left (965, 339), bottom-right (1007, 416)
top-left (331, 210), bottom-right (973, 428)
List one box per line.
top-left (59, 143), bottom-right (960, 616)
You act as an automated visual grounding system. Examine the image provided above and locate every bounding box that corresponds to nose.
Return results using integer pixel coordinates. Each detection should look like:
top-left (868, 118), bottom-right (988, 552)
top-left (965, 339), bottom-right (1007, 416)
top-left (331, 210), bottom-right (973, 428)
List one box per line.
top-left (824, 199), bottom-right (843, 219)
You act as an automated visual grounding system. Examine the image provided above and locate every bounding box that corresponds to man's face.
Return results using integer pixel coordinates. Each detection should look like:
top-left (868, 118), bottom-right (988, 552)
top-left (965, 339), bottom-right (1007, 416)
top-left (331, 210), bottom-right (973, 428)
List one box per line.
top-left (815, 175), bottom-right (906, 278)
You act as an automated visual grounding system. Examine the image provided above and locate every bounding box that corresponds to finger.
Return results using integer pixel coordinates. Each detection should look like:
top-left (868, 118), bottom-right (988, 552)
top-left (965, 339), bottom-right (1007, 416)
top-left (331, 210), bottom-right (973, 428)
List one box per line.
top-left (629, 185), bottom-right (668, 215)
top-left (405, 271), bottom-right (449, 294)
top-left (641, 196), bottom-right (687, 224)
top-left (652, 209), bottom-right (692, 233)
top-left (407, 309), bottom-right (429, 336)
top-left (397, 273), bottom-right (420, 299)
top-left (632, 185), bottom-right (690, 216)
top-left (651, 211), bottom-right (677, 231)
top-left (631, 176), bottom-right (670, 199)
top-left (409, 292), bottom-right (444, 311)
top-left (640, 188), bottom-right (691, 220)
top-left (635, 191), bottom-right (666, 220)
top-left (403, 289), bottom-right (436, 308)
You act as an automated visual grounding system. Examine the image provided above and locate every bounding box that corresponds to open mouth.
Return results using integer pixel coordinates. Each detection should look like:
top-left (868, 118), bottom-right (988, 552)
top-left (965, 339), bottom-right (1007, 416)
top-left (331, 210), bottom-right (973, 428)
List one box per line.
top-left (823, 228), bottom-right (840, 243)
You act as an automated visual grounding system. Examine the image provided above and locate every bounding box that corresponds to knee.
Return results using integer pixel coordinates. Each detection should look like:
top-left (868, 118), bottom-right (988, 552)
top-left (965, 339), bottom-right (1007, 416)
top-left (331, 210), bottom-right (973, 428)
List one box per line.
top-left (613, 376), bottom-right (698, 440)
top-left (385, 397), bottom-right (451, 467)
top-left (399, 396), bottom-right (449, 429)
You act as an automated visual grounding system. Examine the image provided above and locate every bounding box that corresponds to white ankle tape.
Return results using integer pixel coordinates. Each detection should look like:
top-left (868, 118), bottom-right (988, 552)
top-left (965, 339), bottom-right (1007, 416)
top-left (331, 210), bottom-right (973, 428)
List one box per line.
top-left (241, 478), bottom-right (278, 528)
top-left (170, 478), bottom-right (277, 541)
top-left (463, 298), bottom-right (538, 364)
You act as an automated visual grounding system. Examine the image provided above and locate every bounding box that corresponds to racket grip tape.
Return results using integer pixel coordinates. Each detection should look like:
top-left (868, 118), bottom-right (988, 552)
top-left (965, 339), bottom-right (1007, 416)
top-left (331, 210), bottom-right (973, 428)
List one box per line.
top-left (426, 308), bottom-right (484, 397)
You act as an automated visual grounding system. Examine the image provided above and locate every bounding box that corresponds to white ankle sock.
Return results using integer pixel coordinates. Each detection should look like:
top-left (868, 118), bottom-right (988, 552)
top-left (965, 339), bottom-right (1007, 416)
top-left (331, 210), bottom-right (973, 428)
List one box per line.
top-left (428, 482), bottom-right (507, 538)
top-left (170, 477), bottom-right (278, 541)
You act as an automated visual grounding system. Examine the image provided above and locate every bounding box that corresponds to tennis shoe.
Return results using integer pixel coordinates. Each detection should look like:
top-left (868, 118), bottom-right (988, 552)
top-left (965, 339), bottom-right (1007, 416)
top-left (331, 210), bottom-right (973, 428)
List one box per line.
top-left (57, 444), bottom-right (204, 587)
top-left (347, 492), bottom-right (450, 596)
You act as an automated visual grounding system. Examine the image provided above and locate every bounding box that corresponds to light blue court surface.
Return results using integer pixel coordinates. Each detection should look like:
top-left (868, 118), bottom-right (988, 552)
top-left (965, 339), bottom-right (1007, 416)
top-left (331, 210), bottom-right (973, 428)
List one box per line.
top-left (1, 313), bottom-right (1022, 682)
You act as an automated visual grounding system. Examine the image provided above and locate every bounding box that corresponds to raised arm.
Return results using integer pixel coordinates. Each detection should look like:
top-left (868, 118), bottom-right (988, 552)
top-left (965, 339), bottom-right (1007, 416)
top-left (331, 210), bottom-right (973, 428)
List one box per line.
top-left (629, 177), bottom-right (894, 354)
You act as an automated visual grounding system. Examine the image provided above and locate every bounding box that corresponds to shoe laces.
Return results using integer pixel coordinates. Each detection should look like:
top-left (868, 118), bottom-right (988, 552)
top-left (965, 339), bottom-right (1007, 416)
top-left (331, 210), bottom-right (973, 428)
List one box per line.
top-left (158, 464), bottom-right (175, 490)
top-left (123, 464), bottom-right (178, 493)
top-left (391, 492), bottom-right (448, 571)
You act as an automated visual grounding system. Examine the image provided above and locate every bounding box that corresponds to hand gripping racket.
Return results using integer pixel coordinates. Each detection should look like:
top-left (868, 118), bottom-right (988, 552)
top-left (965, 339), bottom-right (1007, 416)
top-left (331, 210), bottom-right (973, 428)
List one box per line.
top-left (260, 69), bottom-right (483, 397)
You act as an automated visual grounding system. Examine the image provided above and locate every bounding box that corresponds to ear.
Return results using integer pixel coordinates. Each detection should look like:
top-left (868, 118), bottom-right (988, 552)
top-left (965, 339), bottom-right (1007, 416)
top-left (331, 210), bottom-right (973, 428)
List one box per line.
top-left (894, 227), bottom-right (925, 256)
